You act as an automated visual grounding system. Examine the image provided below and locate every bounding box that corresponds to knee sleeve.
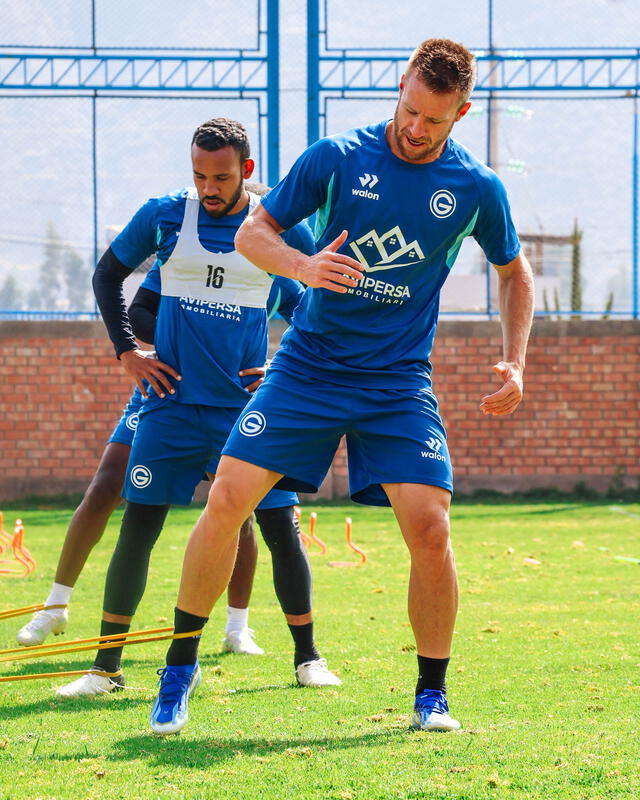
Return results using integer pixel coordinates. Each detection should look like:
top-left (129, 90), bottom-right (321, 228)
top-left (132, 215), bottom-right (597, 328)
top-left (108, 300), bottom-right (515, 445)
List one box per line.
top-left (103, 502), bottom-right (170, 616)
top-left (255, 506), bottom-right (312, 616)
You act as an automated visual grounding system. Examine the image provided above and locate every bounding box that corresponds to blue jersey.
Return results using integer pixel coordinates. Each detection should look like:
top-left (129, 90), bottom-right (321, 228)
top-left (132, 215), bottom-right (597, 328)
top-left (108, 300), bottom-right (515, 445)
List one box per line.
top-left (112, 188), bottom-right (312, 407)
top-left (262, 120), bottom-right (520, 390)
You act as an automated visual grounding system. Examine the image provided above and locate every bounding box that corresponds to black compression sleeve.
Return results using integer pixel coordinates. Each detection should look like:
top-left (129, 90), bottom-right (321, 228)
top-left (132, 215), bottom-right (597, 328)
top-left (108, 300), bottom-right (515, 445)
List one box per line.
top-left (92, 247), bottom-right (136, 358)
top-left (128, 286), bottom-right (159, 346)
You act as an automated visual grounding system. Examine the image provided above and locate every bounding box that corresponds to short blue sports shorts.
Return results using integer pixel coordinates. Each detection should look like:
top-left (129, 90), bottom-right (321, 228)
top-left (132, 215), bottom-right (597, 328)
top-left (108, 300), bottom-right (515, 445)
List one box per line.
top-left (123, 399), bottom-right (298, 508)
top-left (222, 369), bottom-right (453, 507)
top-left (108, 386), bottom-right (144, 446)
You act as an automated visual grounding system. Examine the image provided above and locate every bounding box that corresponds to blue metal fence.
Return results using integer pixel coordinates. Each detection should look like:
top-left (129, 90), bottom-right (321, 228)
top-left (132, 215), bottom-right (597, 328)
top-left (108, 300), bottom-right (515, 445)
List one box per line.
top-left (0, 0), bottom-right (279, 318)
top-left (1, 0), bottom-right (638, 319)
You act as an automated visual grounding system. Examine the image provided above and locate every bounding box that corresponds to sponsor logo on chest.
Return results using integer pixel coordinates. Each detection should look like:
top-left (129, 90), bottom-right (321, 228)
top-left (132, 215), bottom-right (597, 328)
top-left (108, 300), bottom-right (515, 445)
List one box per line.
top-left (352, 173), bottom-right (380, 201)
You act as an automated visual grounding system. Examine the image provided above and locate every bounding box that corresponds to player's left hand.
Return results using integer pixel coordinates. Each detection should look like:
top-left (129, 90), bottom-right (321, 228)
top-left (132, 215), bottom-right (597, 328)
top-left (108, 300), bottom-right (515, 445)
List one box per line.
top-left (239, 364), bottom-right (268, 393)
top-left (479, 361), bottom-right (524, 416)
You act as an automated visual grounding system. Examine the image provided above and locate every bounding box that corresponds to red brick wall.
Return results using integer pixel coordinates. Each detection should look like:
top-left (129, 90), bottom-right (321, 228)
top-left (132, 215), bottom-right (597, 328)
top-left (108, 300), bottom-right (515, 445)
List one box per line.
top-left (1, 319), bottom-right (638, 501)
top-left (0, 322), bottom-right (133, 500)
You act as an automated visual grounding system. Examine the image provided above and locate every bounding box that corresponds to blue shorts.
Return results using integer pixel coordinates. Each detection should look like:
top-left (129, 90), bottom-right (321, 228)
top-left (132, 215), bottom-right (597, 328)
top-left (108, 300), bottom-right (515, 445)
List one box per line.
top-left (108, 386), bottom-right (144, 446)
top-left (123, 399), bottom-right (298, 508)
top-left (222, 370), bottom-right (453, 507)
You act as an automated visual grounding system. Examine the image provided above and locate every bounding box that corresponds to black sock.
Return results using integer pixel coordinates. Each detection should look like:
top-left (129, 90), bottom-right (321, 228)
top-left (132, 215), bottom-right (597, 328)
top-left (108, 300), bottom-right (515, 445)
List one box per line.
top-left (416, 655), bottom-right (450, 695)
top-left (288, 622), bottom-right (320, 667)
top-left (93, 621), bottom-right (130, 674)
top-left (166, 607), bottom-right (209, 666)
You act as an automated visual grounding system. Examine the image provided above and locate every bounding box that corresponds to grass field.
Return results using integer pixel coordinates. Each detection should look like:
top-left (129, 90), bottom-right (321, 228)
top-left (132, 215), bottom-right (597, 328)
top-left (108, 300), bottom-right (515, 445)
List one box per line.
top-left (0, 501), bottom-right (639, 800)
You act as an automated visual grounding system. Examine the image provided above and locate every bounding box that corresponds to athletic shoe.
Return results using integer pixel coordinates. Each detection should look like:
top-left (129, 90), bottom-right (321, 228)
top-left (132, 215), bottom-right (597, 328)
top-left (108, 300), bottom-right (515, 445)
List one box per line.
top-left (150, 662), bottom-right (202, 735)
top-left (411, 689), bottom-right (461, 731)
top-left (16, 606), bottom-right (68, 646)
top-left (222, 628), bottom-right (264, 655)
top-left (295, 658), bottom-right (342, 687)
top-left (55, 670), bottom-right (125, 698)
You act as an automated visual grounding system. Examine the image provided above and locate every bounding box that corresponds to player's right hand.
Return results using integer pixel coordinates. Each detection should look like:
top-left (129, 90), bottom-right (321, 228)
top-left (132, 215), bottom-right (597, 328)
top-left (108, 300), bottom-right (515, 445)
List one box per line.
top-left (297, 230), bottom-right (364, 293)
top-left (120, 348), bottom-right (181, 399)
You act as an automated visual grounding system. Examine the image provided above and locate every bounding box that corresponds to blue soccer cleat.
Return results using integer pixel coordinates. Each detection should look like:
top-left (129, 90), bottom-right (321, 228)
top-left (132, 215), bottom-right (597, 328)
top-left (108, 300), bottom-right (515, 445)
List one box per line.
top-left (150, 662), bottom-right (202, 735)
top-left (411, 689), bottom-right (461, 732)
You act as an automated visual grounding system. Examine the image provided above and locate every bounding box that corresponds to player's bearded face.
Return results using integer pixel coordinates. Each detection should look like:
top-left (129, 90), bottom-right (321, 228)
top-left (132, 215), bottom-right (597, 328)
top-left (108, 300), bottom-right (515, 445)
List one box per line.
top-left (391, 72), bottom-right (470, 164)
top-left (192, 144), bottom-right (252, 218)
top-left (201, 178), bottom-right (245, 218)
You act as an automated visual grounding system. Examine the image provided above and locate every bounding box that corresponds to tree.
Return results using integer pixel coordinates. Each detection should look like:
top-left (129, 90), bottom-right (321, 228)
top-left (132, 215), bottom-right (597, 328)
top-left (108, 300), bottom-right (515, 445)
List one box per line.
top-left (570, 218), bottom-right (583, 319)
top-left (32, 223), bottom-right (91, 311)
top-left (0, 274), bottom-right (22, 310)
top-left (36, 222), bottom-right (64, 310)
top-left (62, 247), bottom-right (90, 311)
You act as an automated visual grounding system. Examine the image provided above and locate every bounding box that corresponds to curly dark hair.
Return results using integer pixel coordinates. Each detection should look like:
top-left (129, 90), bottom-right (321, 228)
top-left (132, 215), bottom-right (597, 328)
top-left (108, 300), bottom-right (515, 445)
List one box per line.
top-left (407, 39), bottom-right (476, 102)
top-left (191, 118), bottom-right (251, 161)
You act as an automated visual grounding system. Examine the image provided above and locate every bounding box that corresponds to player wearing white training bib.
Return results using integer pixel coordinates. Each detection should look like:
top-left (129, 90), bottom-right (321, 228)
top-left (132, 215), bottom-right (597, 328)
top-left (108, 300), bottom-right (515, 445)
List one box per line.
top-left (56, 119), bottom-right (341, 702)
top-left (151, 40), bottom-right (535, 737)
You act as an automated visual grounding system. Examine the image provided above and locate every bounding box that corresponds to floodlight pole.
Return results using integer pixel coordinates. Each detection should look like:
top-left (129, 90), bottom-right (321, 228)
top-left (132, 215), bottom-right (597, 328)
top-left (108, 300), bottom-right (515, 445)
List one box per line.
top-left (91, 0), bottom-right (99, 313)
top-left (633, 87), bottom-right (639, 319)
top-left (307, 0), bottom-right (320, 145)
top-left (484, 0), bottom-right (495, 318)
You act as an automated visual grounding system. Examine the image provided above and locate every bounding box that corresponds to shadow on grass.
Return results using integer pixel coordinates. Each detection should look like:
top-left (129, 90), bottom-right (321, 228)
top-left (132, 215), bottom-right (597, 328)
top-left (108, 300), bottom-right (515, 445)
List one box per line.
top-left (103, 729), bottom-right (402, 768)
top-left (451, 503), bottom-right (599, 520)
top-left (0, 690), bottom-right (153, 721)
top-left (223, 683), bottom-right (295, 695)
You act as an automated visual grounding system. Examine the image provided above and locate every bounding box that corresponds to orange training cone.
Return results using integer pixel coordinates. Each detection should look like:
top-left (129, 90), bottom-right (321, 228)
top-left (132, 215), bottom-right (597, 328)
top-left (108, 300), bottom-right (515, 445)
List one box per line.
top-left (308, 511), bottom-right (327, 555)
top-left (328, 516), bottom-right (367, 567)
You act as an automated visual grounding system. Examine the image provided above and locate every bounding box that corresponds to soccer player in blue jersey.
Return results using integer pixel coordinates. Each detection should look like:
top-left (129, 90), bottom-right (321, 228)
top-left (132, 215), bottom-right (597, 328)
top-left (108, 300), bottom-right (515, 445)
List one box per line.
top-left (56, 119), bottom-right (340, 698)
top-left (15, 249), bottom-right (300, 655)
top-left (150, 39), bottom-right (535, 734)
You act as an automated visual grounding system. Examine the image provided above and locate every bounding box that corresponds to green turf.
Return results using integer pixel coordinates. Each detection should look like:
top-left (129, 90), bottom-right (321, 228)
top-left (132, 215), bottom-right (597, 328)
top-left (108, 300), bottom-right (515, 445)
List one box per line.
top-left (0, 502), bottom-right (638, 799)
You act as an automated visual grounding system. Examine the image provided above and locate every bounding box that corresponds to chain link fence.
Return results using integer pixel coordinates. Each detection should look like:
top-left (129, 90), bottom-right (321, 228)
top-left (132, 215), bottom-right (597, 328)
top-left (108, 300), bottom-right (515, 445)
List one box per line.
top-left (0, 0), bottom-right (269, 316)
top-left (1, 0), bottom-right (639, 317)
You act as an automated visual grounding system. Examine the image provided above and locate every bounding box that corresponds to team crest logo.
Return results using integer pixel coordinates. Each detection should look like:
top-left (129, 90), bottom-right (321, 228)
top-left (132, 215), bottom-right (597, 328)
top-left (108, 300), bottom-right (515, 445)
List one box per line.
top-left (429, 189), bottom-right (456, 218)
top-left (125, 413), bottom-right (139, 431)
top-left (130, 465), bottom-right (152, 488)
top-left (239, 411), bottom-right (267, 437)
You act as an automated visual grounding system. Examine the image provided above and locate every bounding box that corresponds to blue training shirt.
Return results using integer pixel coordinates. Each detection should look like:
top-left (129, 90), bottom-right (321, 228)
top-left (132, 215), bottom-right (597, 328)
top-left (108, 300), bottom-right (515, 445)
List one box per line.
top-left (262, 120), bottom-right (520, 390)
top-left (112, 188), bottom-right (312, 407)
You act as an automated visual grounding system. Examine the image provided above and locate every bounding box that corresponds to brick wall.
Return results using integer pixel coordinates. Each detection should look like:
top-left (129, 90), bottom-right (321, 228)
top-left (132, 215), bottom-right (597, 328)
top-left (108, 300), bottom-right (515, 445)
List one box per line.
top-left (0, 319), bottom-right (638, 501)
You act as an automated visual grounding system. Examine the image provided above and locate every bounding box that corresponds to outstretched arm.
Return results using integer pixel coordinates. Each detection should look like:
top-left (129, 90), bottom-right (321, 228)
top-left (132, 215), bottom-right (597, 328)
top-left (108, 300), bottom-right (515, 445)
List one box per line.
top-left (479, 250), bottom-right (535, 416)
top-left (235, 205), bottom-right (364, 294)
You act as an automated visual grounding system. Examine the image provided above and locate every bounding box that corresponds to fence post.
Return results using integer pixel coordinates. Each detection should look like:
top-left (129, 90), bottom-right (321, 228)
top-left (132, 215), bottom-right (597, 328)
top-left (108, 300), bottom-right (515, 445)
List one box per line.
top-left (307, 0), bottom-right (320, 145)
top-left (267, 0), bottom-right (280, 185)
top-left (633, 87), bottom-right (639, 319)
